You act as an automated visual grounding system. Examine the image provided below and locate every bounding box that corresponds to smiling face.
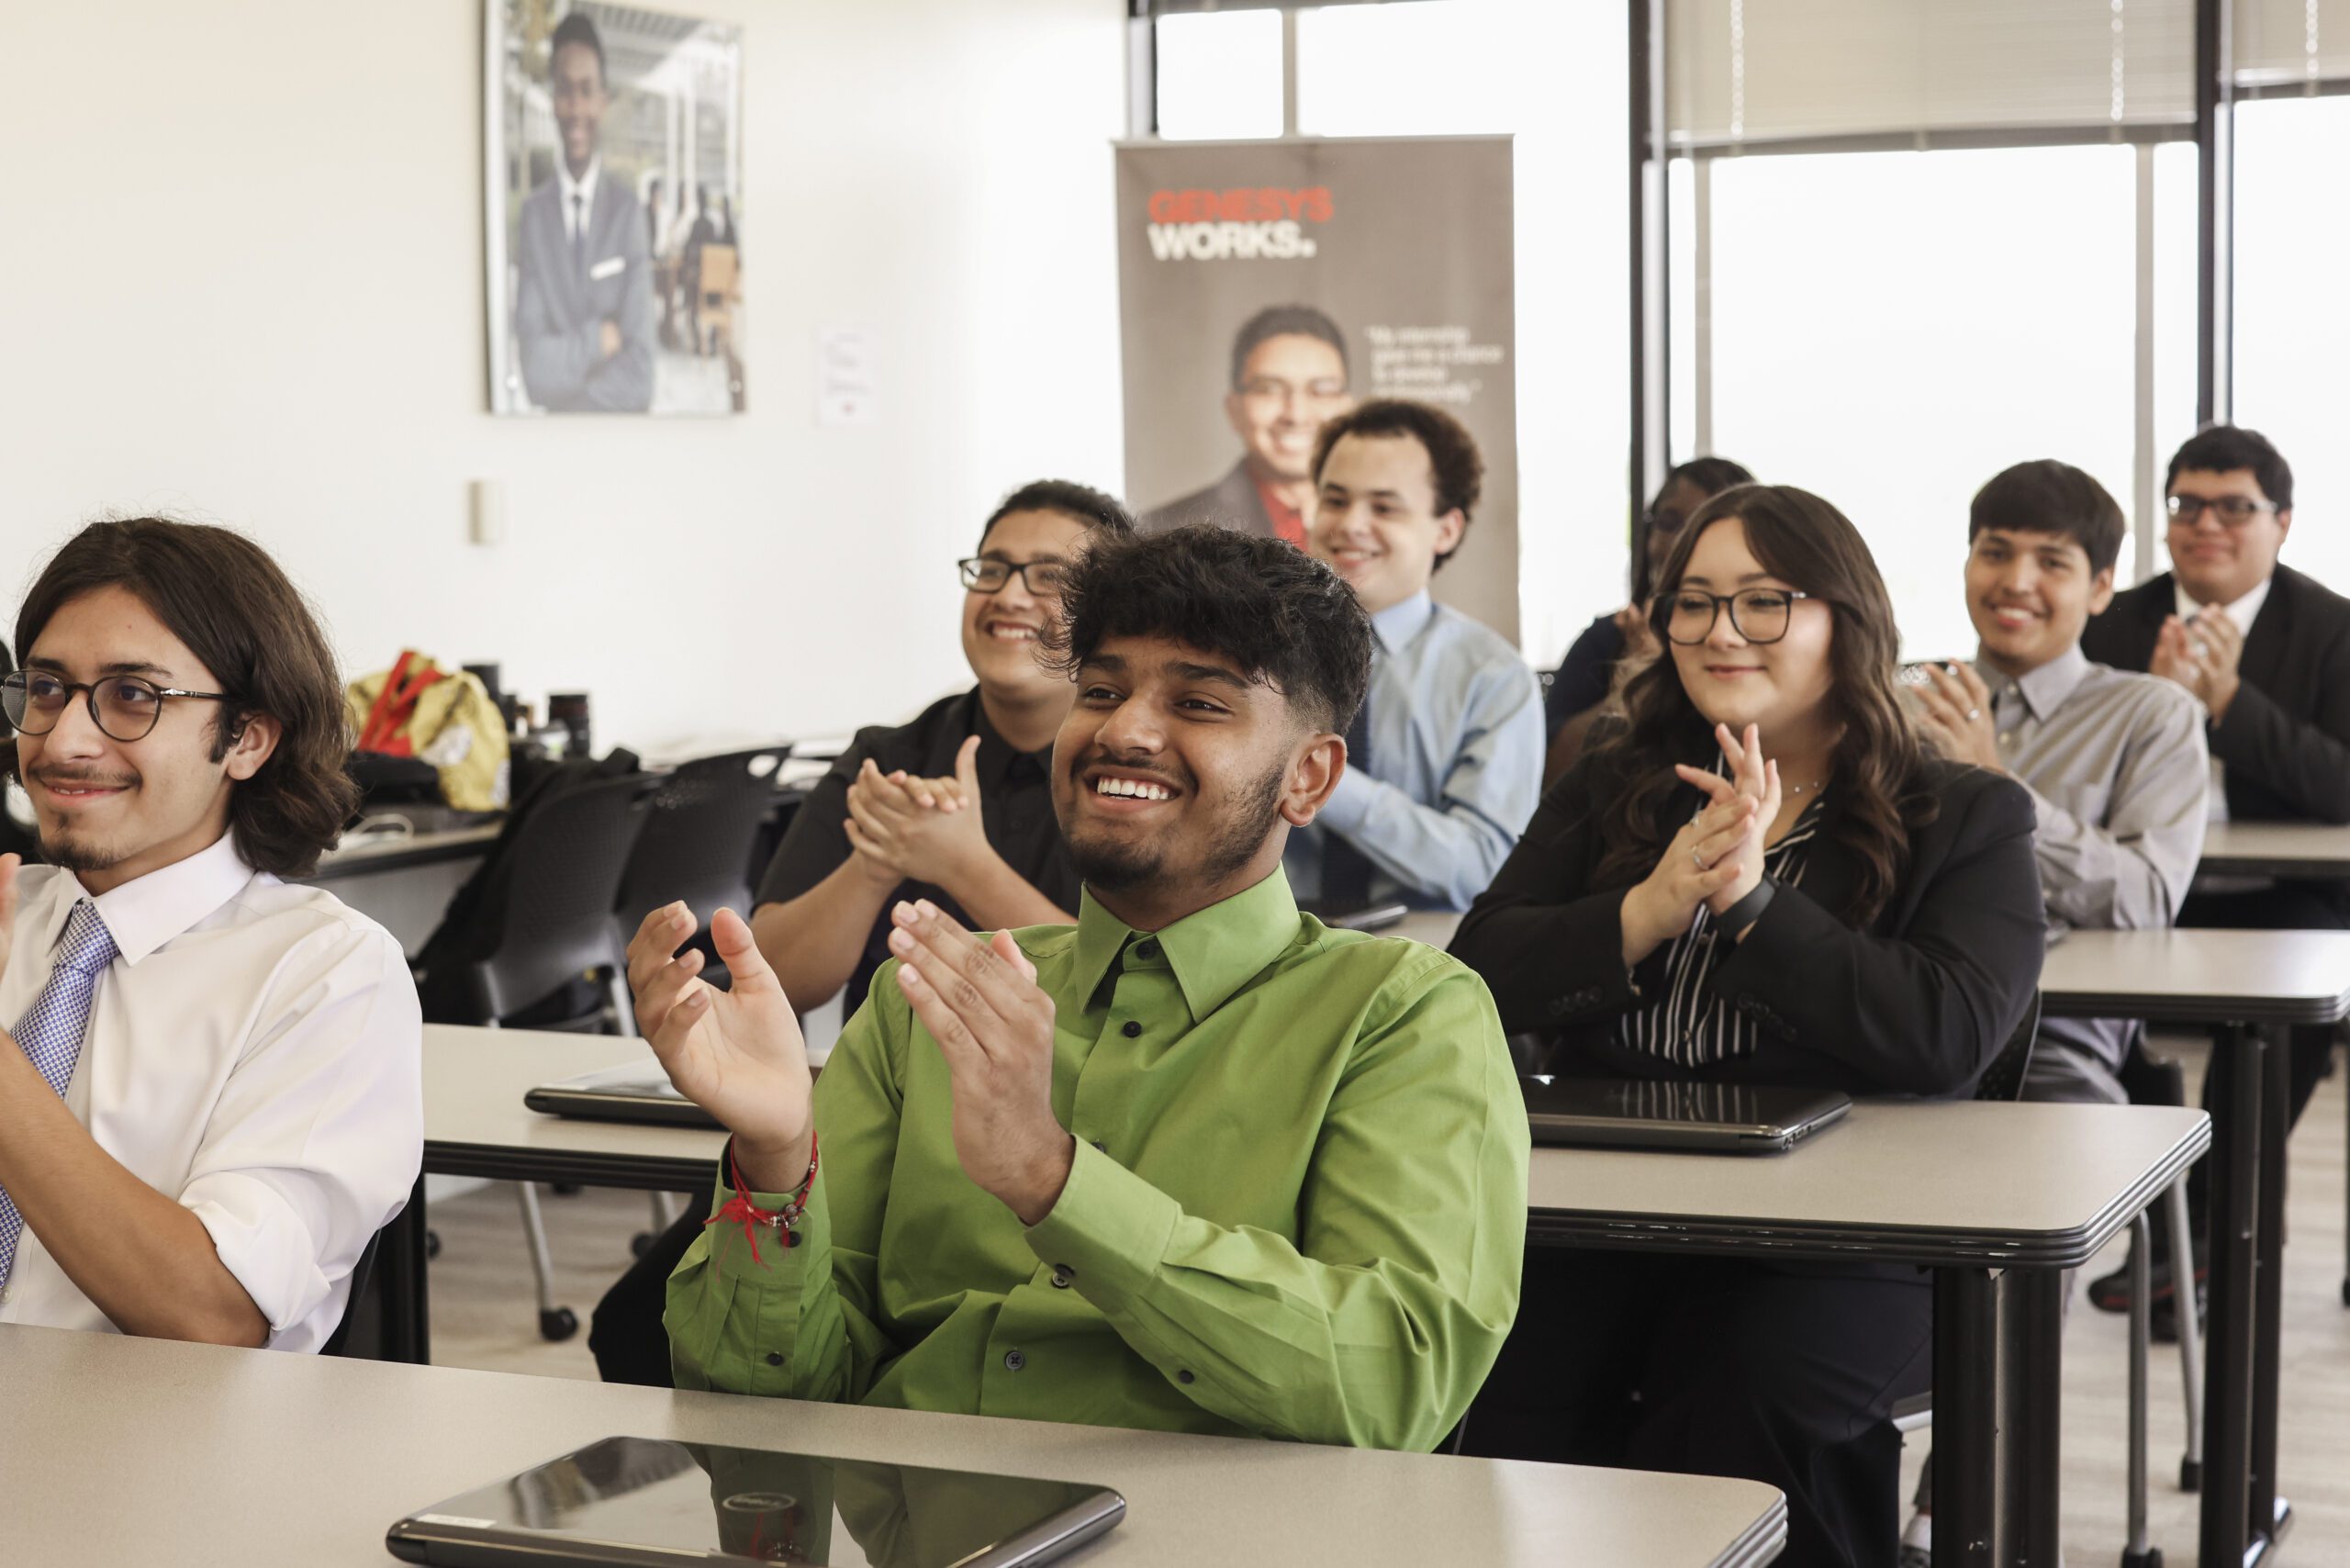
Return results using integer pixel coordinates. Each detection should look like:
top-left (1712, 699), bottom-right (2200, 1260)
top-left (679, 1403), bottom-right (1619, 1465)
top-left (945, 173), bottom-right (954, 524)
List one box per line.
top-left (551, 39), bottom-right (607, 178)
top-left (1964, 526), bottom-right (2114, 677)
top-left (2167, 467), bottom-right (2292, 608)
top-left (1051, 635), bottom-right (1337, 916)
top-left (960, 508), bottom-right (1096, 703)
top-left (16, 585), bottom-right (278, 894)
top-left (1225, 333), bottom-right (1351, 486)
top-left (1664, 517), bottom-right (1836, 738)
top-left (1309, 431), bottom-right (1465, 616)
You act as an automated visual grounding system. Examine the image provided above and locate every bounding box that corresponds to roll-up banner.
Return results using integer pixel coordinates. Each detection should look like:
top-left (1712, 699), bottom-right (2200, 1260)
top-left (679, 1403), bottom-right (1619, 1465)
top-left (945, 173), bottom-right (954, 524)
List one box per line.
top-left (1114, 137), bottom-right (1519, 642)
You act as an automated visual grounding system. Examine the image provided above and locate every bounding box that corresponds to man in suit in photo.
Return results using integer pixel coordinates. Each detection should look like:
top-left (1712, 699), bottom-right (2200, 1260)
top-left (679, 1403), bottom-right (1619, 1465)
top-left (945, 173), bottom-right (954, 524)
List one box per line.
top-left (1141, 304), bottom-right (1353, 547)
top-left (2080, 422), bottom-right (2350, 1323)
top-left (513, 12), bottom-right (655, 413)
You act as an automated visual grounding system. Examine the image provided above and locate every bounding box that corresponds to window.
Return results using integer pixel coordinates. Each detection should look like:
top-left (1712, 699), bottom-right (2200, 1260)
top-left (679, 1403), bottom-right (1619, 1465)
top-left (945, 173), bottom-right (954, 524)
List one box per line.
top-left (1152, 10), bottom-right (1284, 141)
top-left (2232, 95), bottom-right (2350, 590)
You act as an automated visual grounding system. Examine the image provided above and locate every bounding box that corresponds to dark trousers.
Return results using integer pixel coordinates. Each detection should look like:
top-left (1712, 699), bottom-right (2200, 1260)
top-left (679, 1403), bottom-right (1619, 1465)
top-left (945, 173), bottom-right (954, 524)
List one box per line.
top-left (1464, 1249), bottom-right (1933, 1568)
top-left (2176, 882), bottom-right (2344, 1237)
top-left (587, 1203), bottom-right (706, 1387)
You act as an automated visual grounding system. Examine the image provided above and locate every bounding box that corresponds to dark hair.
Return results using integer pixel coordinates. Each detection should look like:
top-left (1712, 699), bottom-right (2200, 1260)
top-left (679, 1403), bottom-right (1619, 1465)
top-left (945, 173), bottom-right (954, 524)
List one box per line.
top-left (2166, 423), bottom-right (2292, 512)
top-left (1044, 525), bottom-right (1371, 734)
top-left (1967, 459), bottom-right (2127, 576)
top-left (1595, 484), bottom-right (1936, 926)
top-left (550, 11), bottom-right (606, 88)
top-left (1310, 398), bottom-right (1486, 571)
top-left (9, 518), bottom-right (358, 879)
top-left (976, 479), bottom-right (1137, 552)
top-left (1228, 304), bottom-right (1349, 392)
top-left (1629, 456), bottom-right (1757, 604)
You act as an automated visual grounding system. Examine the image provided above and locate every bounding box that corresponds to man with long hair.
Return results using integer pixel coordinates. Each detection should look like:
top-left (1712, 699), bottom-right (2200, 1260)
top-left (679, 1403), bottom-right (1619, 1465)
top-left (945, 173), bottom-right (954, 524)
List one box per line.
top-left (0, 518), bottom-right (420, 1350)
top-left (626, 526), bottom-right (1526, 1448)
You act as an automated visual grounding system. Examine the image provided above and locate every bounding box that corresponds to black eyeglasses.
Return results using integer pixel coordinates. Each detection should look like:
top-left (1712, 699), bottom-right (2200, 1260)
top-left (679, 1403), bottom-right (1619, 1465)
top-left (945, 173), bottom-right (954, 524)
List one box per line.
top-left (958, 557), bottom-right (1069, 595)
top-left (1656, 588), bottom-right (1813, 646)
top-left (2166, 494), bottom-right (2277, 528)
top-left (2, 670), bottom-right (236, 743)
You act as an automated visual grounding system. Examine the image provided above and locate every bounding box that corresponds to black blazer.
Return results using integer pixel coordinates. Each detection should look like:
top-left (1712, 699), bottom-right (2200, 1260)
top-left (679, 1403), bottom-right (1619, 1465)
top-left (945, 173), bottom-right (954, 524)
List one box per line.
top-left (2080, 564), bottom-right (2350, 824)
top-left (1450, 747), bottom-right (2044, 1097)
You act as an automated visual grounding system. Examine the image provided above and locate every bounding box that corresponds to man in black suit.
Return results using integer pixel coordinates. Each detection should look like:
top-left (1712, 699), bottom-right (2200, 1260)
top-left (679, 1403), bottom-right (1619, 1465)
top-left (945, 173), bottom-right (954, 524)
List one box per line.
top-left (1140, 305), bottom-right (1352, 547)
top-left (2080, 423), bottom-right (2350, 1317)
top-left (513, 13), bottom-right (655, 412)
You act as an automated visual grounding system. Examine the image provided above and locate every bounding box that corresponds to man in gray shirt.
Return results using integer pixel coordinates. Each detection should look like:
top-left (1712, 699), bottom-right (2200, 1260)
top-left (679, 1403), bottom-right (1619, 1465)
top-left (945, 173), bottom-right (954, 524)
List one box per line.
top-left (1912, 459), bottom-right (2208, 1104)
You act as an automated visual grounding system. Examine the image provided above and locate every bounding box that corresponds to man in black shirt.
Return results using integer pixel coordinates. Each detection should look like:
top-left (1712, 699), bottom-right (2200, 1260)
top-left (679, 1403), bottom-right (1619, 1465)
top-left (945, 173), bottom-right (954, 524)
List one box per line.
top-left (2078, 423), bottom-right (2350, 1324)
top-left (587, 478), bottom-right (1133, 1384)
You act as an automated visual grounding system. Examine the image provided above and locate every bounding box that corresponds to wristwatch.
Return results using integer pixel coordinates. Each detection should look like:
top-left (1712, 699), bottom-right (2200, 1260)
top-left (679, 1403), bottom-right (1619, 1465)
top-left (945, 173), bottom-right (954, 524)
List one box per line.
top-left (1718, 874), bottom-right (1778, 935)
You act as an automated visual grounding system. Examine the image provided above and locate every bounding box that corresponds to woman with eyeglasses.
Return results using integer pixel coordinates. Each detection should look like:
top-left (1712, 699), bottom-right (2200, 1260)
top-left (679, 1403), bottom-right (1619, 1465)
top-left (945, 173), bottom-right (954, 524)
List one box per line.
top-left (1450, 484), bottom-right (2044, 1568)
top-left (1543, 457), bottom-right (1753, 786)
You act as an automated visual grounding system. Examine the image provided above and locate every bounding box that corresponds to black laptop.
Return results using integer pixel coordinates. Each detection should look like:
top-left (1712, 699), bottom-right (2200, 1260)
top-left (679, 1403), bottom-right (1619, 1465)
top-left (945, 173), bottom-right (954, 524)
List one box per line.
top-left (525, 1062), bottom-right (722, 1129)
top-left (386, 1436), bottom-right (1125, 1568)
top-left (1522, 1075), bottom-right (1852, 1154)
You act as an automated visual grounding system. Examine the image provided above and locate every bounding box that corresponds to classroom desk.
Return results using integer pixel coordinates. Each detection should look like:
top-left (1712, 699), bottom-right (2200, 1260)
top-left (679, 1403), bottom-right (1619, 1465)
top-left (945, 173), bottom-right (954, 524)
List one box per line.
top-left (2195, 819), bottom-right (2350, 880)
top-left (0, 1322), bottom-right (1790, 1568)
top-left (308, 812), bottom-right (504, 956)
top-left (2040, 928), bottom-right (2350, 1568)
top-left (1527, 1100), bottom-right (2206, 1568)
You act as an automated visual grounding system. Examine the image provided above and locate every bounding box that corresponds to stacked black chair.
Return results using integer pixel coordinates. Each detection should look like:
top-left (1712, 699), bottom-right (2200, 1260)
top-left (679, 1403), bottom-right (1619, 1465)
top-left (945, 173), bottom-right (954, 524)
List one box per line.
top-left (414, 762), bottom-right (654, 1340)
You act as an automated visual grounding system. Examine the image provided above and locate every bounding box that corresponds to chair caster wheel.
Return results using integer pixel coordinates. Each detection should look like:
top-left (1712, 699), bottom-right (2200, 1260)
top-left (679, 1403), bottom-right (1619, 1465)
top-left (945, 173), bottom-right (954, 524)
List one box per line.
top-left (631, 1231), bottom-right (655, 1259)
top-left (425, 1229), bottom-right (442, 1260)
top-left (539, 1306), bottom-right (578, 1341)
top-left (2340, 1277), bottom-right (2349, 1307)
top-left (2121, 1550), bottom-right (2162, 1568)
top-left (2178, 1457), bottom-right (2201, 1493)
top-left (553, 1182), bottom-right (583, 1197)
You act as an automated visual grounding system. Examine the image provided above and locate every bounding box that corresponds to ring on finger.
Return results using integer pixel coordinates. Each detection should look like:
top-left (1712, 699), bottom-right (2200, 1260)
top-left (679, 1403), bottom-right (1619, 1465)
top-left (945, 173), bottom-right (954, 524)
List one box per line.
top-left (1965, 708), bottom-right (1980, 720)
top-left (1690, 846), bottom-right (1706, 869)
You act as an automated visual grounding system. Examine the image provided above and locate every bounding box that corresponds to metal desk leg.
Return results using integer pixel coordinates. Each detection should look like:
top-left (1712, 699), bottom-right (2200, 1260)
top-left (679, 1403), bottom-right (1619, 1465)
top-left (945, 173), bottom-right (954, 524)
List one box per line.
top-left (2249, 1020), bottom-right (2293, 1549)
top-left (379, 1174), bottom-right (432, 1365)
top-left (1932, 1266), bottom-right (1998, 1568)
top-left (1999, 1267), bottom-right (2064, 1567)
top-left (2198, 1023), bottom-right (2261, 1567)
top-left (2124, 1214), bottom-right (2154, 1567)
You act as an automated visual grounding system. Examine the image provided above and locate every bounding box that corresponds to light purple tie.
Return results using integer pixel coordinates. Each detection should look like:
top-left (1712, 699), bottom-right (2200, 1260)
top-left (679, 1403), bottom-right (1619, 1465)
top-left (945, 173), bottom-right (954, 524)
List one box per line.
top-left (0, 901), bottom-right (118, 1291)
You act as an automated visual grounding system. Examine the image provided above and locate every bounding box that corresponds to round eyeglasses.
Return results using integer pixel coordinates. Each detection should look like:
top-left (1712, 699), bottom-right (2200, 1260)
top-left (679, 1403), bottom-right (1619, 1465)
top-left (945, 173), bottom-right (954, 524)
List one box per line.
top-left (958, 557), bottom-right (1069, 595)
top-left (1657, 588), bottom-right (1813, 646)
top-left (2, 670), bottom-right (236, 743)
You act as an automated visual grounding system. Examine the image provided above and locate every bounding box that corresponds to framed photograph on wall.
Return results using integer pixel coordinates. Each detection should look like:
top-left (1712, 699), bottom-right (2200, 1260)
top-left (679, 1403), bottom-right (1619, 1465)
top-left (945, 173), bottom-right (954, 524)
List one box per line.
top-left (486, 1), bottom-right (744, 415)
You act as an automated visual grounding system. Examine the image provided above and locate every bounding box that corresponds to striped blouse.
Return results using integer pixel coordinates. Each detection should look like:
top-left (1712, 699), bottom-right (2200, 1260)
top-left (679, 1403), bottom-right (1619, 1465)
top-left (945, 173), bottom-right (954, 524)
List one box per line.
top-left (1617, 800), bottom-right (1824, 1068)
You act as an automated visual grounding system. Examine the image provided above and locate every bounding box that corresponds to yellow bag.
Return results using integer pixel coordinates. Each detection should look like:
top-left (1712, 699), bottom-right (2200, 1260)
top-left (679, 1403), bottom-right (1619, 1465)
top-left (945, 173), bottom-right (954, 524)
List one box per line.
top-left (345, 651), bottom-right (512, 812)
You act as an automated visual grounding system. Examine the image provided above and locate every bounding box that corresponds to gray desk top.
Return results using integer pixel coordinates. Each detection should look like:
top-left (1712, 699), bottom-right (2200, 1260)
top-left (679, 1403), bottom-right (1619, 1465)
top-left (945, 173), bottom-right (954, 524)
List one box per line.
top-left (2197, 819), bottom-right (2350, 879)
top-left (2, 1323), bottom-right (1786, 1568)
top-left (2038, 928), bottom-right (2350, 1025)
top-left (1528, 1101), bottom-right (2208, 1269)
top-left (426, 1025), bottom-right (723, 1189)
top-left (314, 821), bottom-right (503, 878)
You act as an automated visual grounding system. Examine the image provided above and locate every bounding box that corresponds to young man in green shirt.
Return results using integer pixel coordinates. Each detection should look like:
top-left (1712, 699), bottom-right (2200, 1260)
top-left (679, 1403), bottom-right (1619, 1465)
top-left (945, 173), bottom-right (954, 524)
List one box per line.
top-left (624, 525), bottom-right (1528, 1450)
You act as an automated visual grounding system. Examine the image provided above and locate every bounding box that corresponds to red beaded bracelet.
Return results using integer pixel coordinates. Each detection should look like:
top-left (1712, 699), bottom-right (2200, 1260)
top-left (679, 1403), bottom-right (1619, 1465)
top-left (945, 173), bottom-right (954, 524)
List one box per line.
top-left (706, 1133), bottom-right (819, 1269)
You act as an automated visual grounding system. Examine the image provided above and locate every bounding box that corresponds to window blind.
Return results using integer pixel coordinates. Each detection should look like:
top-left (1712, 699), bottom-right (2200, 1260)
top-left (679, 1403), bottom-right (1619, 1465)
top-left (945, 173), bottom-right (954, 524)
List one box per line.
top-left (2234, 0), bottom-right (2350, 89)
top-left (1666, 0), bottom-right (2196, 152)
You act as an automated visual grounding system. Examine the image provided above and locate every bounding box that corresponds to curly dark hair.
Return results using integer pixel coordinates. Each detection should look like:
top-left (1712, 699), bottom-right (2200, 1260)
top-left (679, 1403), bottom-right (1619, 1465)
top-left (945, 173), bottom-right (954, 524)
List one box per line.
top-left (1310, 398), bottom-right (1485, 571)
top-left (975, 478), bottom-right (1137, 551)
top-left (1591, 483), bottom-right (1939, 926)
top-left (1042, 524), bottom-right (1371, 734)
top-left (9, 518), bottom-right (358, 879)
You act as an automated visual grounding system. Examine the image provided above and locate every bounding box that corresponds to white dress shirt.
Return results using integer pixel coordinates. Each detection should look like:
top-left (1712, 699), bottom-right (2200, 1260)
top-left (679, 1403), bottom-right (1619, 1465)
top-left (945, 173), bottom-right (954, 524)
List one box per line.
top-left (556, 154), bottom-right (602, 245)
top-left (2175, 574), bottom-right (2274, 825)
top-left (0, 831), bottom-right (421, 1350)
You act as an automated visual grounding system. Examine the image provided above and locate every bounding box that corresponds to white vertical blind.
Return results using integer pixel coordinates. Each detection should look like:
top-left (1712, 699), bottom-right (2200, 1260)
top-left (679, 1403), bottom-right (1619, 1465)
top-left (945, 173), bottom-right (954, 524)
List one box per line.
top-left (1667, 0), bottom-right (2196, 150)
top-left (2234, 0), bottom-right (2350, 87)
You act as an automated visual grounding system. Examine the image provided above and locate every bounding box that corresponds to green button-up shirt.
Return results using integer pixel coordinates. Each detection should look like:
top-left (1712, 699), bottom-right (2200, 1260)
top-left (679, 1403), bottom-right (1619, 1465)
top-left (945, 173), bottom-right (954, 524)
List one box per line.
top-left (666, 870), bottom-right (1528, 1451)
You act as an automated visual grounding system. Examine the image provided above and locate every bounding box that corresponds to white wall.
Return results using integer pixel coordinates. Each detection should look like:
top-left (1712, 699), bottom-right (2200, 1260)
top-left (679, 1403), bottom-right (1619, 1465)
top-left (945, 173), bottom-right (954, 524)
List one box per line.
top-left (0, 0), bottom-right (1128, 756)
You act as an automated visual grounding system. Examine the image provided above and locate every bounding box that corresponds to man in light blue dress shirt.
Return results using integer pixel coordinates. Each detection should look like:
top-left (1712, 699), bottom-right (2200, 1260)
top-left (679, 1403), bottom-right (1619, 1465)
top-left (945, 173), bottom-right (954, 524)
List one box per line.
top-left (1291, 399), bottom-right (1544, 911)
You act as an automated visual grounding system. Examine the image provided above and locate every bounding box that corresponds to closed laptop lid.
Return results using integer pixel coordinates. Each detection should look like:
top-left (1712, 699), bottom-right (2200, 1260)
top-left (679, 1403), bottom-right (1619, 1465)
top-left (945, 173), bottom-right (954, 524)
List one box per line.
top-left (386, 1436), bottom-right (1125, 1568)
top-left (525, 1063), bottom-right (722, 1129)
top-left (1521, 1075), bottom-right (1852, 1153)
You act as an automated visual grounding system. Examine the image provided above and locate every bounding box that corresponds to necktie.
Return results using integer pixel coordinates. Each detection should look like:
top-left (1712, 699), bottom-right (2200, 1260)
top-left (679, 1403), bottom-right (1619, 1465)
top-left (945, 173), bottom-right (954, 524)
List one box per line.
top-left (0, 902), bottom-right (119, 1292)
top-left (1321, 696), bottom-right (1378, 902)
top-left (571, 192), bottom-right (588, 281)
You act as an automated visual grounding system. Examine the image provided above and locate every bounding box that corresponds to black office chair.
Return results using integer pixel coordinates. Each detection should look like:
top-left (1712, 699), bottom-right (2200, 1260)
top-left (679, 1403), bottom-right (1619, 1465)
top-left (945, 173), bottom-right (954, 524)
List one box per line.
top-left (320, 1226), bottom-right (387, 1359)
top-left (613, 746), bottom-right (791, 980)
top-left (415, 764), bottom-right (654, 1340)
